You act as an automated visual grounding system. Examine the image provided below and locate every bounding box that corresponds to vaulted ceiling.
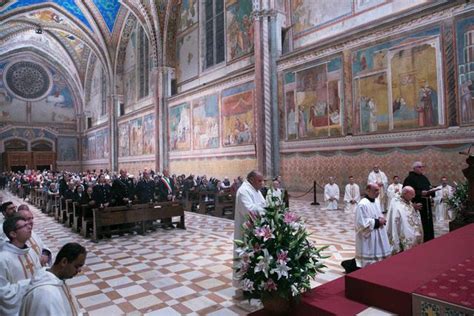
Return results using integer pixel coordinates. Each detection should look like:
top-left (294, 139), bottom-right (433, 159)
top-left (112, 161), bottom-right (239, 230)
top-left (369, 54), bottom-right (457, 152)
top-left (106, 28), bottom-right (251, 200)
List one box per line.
top-left (0, 0), bottom-right (181, 115)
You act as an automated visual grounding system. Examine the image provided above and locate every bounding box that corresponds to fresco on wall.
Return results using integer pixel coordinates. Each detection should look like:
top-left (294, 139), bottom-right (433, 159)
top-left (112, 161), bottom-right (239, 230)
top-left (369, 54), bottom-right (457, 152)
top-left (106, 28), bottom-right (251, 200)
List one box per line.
top-left (118, 122), bottom-right (130, 157)
top-left (226, 0), bottom-right (254, 61)
top-left (0, 60), bottom-right (75, 123)
top-left (291, 0), bottom-right (352, 35)
top-left (456, 16), bottom-right (474, 124)
top-left (284, 72), bottom-right (297, 140)
top-left (82, 137), bottom-right (88, 160)
top-left (192, 94), bottom-right (219, 149)
top-left (32, 68), bottom-right (76, 124)
top-left (86, 61), bottom-right (104, 123)
top-left (179, 0), bottom-right (198, 32)
top-left (143, 113), bottom-right (155, 155)
top-left (88, 135), bottom-right (96, 160)
top-left (169, 103), bottom-right (191, 151)
top-left (353, 28), bottom-right (443, 133)
top-left (222, 82), bottom-right (254, 146)
top-left (124, 28), bottom-right (136, 108)
top-left (294, 57), bottom-right (343, 138)
top-left (176, 28), bottom-right (199, 83)
top-left (355, 0), bottom-right (387, 12)
top-left (103, 129), bottom-right (109, 159)
top-left (130, 117), bottom-right (143, 156)
top-left (57, 137), bottom-right (78, 161)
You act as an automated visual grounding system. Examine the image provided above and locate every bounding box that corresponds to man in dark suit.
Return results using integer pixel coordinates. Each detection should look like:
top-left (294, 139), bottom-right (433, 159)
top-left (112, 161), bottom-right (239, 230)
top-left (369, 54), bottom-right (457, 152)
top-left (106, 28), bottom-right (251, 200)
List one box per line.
top-left (111, 169), bottom-right (135, 206)
top-left (92, 174), bottom-right (112, 207)
top-left (135, 171), bottom-right (155, 203)
top-left (156, 169), bottom-right (175, 229)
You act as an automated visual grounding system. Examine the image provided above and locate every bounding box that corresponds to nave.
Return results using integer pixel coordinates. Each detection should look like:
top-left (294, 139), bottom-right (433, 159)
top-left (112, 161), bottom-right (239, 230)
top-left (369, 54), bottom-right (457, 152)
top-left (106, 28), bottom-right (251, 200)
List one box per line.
top-left (0, 190), bottom-right (449, 315)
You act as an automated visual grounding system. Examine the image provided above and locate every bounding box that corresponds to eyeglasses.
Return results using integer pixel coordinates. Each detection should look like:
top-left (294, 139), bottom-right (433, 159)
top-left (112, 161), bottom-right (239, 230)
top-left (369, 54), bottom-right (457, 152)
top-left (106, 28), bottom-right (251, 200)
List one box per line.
top-left (15, 223), bottom-right (31, 231)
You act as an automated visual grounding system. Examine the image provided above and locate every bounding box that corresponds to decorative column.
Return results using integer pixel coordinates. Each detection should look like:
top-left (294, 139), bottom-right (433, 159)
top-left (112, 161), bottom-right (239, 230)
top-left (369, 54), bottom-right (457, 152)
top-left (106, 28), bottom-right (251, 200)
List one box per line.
top-left (151, 66), bottom-right (162, 172)
top-left (252, 1), bottom-right (276, 178)
top-left (109, 94), bottom-right (118, 171)
top-left (442, 19), bottom-right (458, 126)
top-left (343, 50), bottom-right (354, 134)
top-left (155, 66), bottom-right (173, 173)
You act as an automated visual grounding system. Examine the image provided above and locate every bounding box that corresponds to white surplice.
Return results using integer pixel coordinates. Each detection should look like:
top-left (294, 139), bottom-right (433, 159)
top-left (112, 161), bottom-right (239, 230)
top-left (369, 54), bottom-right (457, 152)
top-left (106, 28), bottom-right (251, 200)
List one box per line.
top-left (0, 242), bottom-right (42, 316)
top-left (386, 196), bottom-right (423, 254)
top-left (355, 198), bottom-right (392, 268)
top-left (0, 230), bottom-right (50, 265)
top-left (324, 183), bottom-right (340, 210)
top-left (343, 183), bottom-right (360, 212)
top-left (434, 185), bottom-right (453, 221)
top-left (20, 268), bottom-right (81, 316)
top-left (368, 171), bottom-right (389, 211)
top-left (386, 183), bottom-right (403, 210)
top-left (233, 180), bottom-right (266, 286)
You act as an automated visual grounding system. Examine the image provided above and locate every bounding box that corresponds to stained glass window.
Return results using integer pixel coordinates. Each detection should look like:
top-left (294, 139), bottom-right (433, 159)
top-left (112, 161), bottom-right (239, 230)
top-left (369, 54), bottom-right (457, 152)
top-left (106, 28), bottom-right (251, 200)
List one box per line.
top-left (205, 0), bottom-right (225, 69)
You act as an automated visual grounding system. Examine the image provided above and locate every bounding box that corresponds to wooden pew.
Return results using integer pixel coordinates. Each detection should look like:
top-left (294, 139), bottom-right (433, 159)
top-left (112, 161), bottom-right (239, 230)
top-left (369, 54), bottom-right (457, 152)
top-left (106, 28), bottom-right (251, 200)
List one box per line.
top-left (182, 190), bottom-right (199, 212)
top-left (198, 191), bottom-right (216, 215)
top-left (91, 201), bottom-right (185, 242)
top-left (215, 192), bottom-right (235, 218)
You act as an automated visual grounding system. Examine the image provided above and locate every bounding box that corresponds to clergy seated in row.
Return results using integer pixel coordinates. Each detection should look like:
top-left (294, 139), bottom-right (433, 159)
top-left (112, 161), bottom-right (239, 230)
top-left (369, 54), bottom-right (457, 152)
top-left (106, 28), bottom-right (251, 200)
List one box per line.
top-left (386, 186), bottom-right (424, 255)
top-left (433, 176), bottom-right (454, 222)
top-left (386, 175), bottom-right (403, 211)
top-left (20, 243), bottom-right (86, 316)
top-left (0, 215), bottom-right (42, 316)
top-left (343, 176), bottom-right (360, 212)
top-left (324, 177), bottom-right (340, 210)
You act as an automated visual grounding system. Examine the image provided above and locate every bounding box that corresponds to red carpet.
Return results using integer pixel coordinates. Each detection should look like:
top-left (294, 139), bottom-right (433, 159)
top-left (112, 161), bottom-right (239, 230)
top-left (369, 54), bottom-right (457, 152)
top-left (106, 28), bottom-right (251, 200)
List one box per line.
top-left (414, 256), bottom-right (474, 309)
top-left (345, 223), bottom-right (474, 315)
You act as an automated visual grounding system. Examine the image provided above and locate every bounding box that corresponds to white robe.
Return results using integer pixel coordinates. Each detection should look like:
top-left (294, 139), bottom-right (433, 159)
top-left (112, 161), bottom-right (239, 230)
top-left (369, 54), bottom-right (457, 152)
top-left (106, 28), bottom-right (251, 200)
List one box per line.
top-left (233, 180), bottom-right (266, 286)
top-left (0, 230), bottom-right (50, 266)
top-left (324, 183), bottom-right (340, 210)
top-left (386, 196), bottom-right (423, 254)
top-left (265, 187), bottom-right (283, 207)
top-left (368, 171), bottom-right (388, 211)
top-left (386, 183), bottom-right (402, 210)
top-left (434, 185), bottom-right (453, 221)
top-left (355, 198), bottom-right (392, 268)
top-left (0, 242), bottom-right (42, 316)
top-left (20, 268), bottom-right (81, 316)
top-left (343, 184), bottom-right (360, 212)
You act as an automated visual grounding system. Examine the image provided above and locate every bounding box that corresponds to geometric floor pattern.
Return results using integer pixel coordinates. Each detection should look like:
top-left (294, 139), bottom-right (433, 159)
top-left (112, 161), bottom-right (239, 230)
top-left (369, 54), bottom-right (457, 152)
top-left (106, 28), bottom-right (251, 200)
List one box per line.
top-left (0, 190), bottom-right (449, 315)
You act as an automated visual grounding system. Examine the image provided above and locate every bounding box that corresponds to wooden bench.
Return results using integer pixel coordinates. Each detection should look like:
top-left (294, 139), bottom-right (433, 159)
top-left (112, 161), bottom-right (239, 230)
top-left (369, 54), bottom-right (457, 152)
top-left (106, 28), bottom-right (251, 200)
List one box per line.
top-left (215, 192), bottom-right (235, 218)
top-left (198, 191), bottom-right (216, 215)
top-left (91, 201), bottom-right (185, 242)
top-left (182, 190), bottom-right (199, 212)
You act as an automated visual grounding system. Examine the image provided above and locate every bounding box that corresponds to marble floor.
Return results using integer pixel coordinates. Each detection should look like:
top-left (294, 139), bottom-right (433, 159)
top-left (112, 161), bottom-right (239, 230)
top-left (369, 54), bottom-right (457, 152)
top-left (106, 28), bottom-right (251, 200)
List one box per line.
top-left (1, 190), bottom-right (449, 315)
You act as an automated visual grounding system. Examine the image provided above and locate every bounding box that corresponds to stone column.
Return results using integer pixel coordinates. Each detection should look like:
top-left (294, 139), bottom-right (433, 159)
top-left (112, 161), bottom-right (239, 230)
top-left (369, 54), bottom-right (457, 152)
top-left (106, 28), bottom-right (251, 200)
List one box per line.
top-left (155, 66), bottom-right (173, 172)
top-left (343, 50), bottom-right (354, 135)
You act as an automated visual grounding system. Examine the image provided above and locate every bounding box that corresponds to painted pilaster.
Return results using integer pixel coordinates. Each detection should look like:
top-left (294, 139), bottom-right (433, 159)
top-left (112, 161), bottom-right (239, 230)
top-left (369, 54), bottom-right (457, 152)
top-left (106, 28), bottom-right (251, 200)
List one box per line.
top-left (442, 19), bottom-right (458, 126)
top-left (109, 94), bottom-right (118, 171)
top-left (343, 50), bottom-right (353, 135)
top-left (157, 66), bottom-right (173, 172)
top-left (151, 66), bottom-right (162, 172)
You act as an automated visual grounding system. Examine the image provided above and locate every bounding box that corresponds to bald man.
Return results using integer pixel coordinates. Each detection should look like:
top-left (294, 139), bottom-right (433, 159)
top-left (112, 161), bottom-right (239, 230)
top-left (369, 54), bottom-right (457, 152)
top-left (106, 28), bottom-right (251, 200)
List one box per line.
top-left (386, 186), bottom-right (423, 254)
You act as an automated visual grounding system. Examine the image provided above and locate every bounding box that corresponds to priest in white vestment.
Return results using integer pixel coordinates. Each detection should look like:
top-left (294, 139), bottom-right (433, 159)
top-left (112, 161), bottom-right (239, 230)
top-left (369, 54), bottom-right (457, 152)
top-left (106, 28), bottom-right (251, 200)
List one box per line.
top-left (344, 176), bottom-right (360, 212)
top-left (265, 179), bottom-right (284, 207)
top-left (386, 186), bottom-right (423, 254)
top-left (324, 177), bottom-right (340, 210)
top-left (433, 177), bottom-right (453, 222)
top-left (18, 205), bottom-right (52, 266)
top-left (367, 165), bottom-right (388, 212)
top-left (20, 243), bottom-right (87, 316)
top-left (0, 216), bottom-right (42, 316)
top-left (233, 171), bottom-right (266, 288)
top-left (386, 176), bottom-right (403, 211)
top-left (355, 184), bottom-right (392, 268)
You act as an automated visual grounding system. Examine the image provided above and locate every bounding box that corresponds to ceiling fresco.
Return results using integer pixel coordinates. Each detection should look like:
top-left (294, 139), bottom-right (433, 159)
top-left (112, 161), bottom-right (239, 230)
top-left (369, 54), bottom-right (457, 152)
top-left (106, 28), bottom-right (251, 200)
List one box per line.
top-left (91, 0), bottom-right (121, 33)
top-left (2, 0), bottom-right (93, 30)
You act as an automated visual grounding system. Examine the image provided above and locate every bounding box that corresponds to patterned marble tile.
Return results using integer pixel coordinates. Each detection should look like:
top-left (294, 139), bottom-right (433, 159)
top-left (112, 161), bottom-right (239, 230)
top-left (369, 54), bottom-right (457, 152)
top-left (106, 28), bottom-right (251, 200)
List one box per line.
top-left (0, 190), bottom-right (449, 315)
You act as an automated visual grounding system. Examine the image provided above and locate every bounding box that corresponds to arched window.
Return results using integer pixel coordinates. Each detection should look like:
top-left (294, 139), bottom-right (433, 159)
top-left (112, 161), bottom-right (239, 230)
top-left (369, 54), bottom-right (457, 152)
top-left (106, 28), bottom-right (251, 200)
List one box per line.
top-left (138, 25), bottom-right (150, 99)
top-left (205, 0), bottom-right (225, 69)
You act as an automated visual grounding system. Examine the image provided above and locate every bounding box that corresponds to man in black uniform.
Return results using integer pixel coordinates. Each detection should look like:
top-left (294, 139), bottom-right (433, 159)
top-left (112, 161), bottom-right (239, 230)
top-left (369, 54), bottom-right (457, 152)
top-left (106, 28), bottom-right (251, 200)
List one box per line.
top-left (135, 171), bottom-right (155, 203)
top-left (156, 169), bottom-right (175, 229)
top-left (92, 174), bottom-right (112, 207)
top-left (403, 161), bottom-right (439, 242)
top-left (111, 169), bottom-right (135, 206)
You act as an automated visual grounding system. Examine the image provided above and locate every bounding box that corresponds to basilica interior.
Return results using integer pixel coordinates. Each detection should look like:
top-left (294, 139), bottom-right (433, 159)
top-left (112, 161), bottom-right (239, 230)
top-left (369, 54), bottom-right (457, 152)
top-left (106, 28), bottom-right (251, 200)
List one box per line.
top-left (1, 0), bottom-right (473, 315)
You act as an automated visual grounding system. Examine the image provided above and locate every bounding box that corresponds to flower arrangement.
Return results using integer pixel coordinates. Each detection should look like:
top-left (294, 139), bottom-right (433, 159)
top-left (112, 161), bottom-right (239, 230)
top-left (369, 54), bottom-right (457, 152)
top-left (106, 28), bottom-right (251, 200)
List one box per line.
top-left (234, 196), bottom-right (327, 302)
top-left (447, 181), bottom-right (468, 221)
